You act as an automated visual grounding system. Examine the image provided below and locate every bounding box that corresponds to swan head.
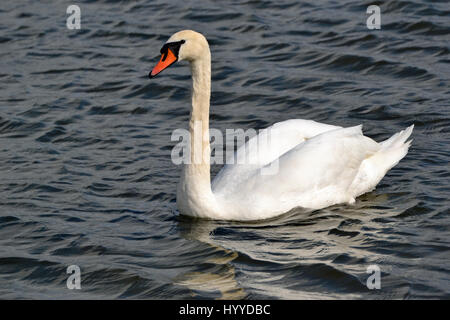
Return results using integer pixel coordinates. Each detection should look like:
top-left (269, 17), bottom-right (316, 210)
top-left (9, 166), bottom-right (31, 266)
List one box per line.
top-left (149, 30), bottom-right (209, 78)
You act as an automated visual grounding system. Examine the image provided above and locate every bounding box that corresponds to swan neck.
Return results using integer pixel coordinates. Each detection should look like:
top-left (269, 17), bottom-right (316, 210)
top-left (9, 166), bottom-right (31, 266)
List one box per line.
top-left (189, 54), bottom-right (211, 169)
top-left (190, 57), bottom-right (211, 122)
top-left (177, 49), bottom-right (218, 218)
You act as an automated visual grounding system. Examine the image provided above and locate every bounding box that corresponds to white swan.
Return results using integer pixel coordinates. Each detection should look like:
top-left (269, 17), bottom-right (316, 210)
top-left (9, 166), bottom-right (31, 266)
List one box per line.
top-left (149, 30), bottom-right (413, 221)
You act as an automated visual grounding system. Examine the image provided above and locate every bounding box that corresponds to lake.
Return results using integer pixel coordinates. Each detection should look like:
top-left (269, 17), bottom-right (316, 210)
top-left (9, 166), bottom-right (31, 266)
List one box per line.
top-left (0, 0), bottom-right (449, 299)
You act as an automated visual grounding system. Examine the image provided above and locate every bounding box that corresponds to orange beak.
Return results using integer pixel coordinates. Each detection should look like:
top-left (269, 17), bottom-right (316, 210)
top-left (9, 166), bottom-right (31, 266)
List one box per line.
top-left (149, 48), bottom-right (178, 78)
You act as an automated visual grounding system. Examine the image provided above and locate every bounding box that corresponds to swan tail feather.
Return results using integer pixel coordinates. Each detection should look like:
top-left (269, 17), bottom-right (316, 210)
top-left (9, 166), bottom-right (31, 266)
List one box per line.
top-left (350, 125), bottom-right (414, 197)
top-left (373, 124), bottom-right (414, 173)
top-left (380, 124), bottom-right (414, 150)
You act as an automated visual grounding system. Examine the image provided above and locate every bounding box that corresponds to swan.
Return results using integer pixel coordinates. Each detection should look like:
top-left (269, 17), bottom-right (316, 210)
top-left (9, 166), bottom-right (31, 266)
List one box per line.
top-left (149, 30), bottom-right (413, 221)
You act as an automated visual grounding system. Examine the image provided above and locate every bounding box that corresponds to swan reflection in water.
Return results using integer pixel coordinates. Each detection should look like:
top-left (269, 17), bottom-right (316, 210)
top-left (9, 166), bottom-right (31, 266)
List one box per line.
top-left (173, 192), bottom-right (410, 299)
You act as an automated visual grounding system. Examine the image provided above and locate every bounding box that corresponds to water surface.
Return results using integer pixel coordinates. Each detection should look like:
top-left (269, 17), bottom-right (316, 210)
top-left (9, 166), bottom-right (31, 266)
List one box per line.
top-left (0, 0), bottom-right (449, 299)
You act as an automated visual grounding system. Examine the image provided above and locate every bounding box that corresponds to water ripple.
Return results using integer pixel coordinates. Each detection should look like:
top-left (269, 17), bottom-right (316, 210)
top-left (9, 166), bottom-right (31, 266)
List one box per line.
top-left (0, 0), bottom-right (448, 299)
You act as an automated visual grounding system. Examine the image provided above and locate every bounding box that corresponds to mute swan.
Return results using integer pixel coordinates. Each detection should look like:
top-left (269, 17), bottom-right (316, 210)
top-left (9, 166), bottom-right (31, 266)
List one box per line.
top-left (149, 30), bottom-right (413, 221)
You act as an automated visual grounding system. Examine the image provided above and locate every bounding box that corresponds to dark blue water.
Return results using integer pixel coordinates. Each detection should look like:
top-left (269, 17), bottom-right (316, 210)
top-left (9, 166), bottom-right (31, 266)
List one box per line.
top-left (0, 0), bottom-right (449, 299)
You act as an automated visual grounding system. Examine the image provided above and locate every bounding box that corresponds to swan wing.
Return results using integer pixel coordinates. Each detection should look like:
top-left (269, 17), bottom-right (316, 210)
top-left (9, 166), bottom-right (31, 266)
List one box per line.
top-left (212, 119), bottom-right (340, 193)
top-left (214, 125), bottom-right (381, 220)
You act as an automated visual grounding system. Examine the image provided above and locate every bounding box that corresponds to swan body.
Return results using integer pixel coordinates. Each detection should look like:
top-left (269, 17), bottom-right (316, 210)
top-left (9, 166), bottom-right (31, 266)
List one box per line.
top-left (149, 30), bottom-right (413, 221)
